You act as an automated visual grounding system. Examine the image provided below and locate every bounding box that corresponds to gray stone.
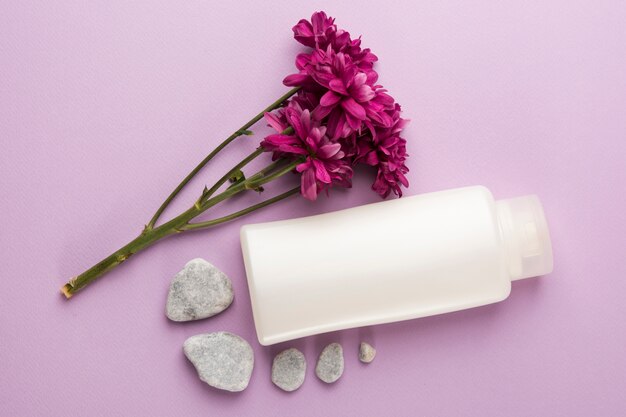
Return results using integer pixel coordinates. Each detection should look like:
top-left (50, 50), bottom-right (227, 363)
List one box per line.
top-left (315, 343), bottom-right (344, 383)
top-left (359, 342), bottom-right (376, 363)
top-left (166, 258), bottom-right (233, 322)
top-left (271, 348), bottom-right (306, 392)
top-left (183, 332), bottom-right (254, 392)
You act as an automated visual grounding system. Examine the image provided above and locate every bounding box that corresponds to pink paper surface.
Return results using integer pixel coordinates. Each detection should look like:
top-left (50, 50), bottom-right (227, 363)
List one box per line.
top-left (1, 1), bottom-right (625, 416)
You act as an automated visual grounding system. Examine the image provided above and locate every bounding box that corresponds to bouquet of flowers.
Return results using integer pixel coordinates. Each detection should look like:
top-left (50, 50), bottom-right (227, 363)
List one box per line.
top-left (61, 11), bottom-right (409, 298)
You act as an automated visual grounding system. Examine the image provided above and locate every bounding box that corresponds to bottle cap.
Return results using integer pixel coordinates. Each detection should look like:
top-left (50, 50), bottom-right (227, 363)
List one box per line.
top-left (496, 195), bottom-right (554, 281)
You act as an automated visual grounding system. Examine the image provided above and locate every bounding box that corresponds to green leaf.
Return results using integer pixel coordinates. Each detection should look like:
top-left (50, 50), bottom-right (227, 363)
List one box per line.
top-left (229, 170), bottom-right (245, 183)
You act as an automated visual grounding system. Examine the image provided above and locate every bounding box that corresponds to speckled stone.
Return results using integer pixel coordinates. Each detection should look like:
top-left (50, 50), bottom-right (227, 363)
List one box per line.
top-left (359, 342), bottom-right (376, 363)
top-left (315, 343), bottom-right (344, 383)
top-left (183, 332), bottom-right (254, 392)
top-left (166, 258), bottom-right (233, 322)
top-left (271, 348), bottom-right (306, 392)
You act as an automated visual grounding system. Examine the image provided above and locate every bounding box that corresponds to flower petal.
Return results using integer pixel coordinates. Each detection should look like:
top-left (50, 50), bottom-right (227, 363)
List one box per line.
top-left (344, 110), bottom-right (363, 131)
top-left (394, 117), bottom-right (410, 133)
top-left (264, 111), bottom-right (286, 132)
top-left (320, 90), bottom-right (342, 107)
top-left (300, 167), bottom-right (318, 200)
top-left (327, 108), bottom-right (347, 140)
top-left (261, 134), bottom-right (296, 147)
top-left (311, 11), bottom-right (330, 33)
top-left (295, 53), bottom-right (312, 70)
top-left (278, 144), bottom-right (308, 155)
top-left (305, 133), bottom-right (318, 151)
top-left (341, 97), bottom-right (367, 120)
top-left (296, 159), bottom-right (312, 173)
top-left (334, 31), bottom-right (351, 49)
top-left (312, 159), bottom-right (332, 184)
top-left (365, 70), bottom-right (379, 85)
top-left (352, 72), bottom-right (367, 88)
top-left (285, 107), bottom-right (306, 140)
top-left (293, 20), bottom-right (315, 47)
top-left (300, 109), bottom-right (311, 134)
top-left (353, 84), bottom-right (375, 103)
top-left (328, 78), bottom-right (348, 95)
top-left (363, 150), bottom-right (379, 166)
top-left (283, 73), bottom-right (310, 86)
top-left (342, 65), bottom-right (358, 88)
top-left (317, 142), bottom-right (341, 159)
top-left (311, 70), bottom-right (335, 89)
top-left (261, 134), bottom-right (308, 155)
top-left (312, 104), bottom-right (333, 120)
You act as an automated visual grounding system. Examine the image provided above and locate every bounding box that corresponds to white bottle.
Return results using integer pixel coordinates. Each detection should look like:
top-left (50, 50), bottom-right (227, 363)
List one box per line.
top-left (240, 186), bottom-right (553, 345)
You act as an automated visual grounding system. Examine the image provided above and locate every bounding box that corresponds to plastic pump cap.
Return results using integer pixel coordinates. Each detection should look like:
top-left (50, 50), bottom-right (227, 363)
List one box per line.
top-left (496, 195), bottom-right (554, 281)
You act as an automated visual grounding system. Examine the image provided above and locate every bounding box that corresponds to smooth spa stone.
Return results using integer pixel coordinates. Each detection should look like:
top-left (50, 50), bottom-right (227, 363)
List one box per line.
top-left (183, 332), bottom-right (254, 392)
top-left (358, 342), bottom-right (377, 363)
top-left (271, 348), bottom-right (306, 392)
top-left (315, 343), bottom-right (344, 384)
top-left (166, 258), bottom-right (233, 322)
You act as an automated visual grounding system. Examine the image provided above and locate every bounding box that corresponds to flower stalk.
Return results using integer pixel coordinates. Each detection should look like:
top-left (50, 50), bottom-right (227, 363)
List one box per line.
top-left (61, 88), bottom-right (301, 299)
top-left (61, 11), bottom-right (411, 299)
top-left (145, 87), bottom-right (299, 230)
top-left (61, 157), bottom-right (302, 298)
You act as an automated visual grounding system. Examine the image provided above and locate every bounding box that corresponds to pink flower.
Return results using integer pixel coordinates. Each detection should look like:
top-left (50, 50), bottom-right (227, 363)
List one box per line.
top-left (366, 130), bottom-right (410, 198)
top-left (347, 104), bottom-right (410, 198)
top-left (261, 106), bottom-right (353, 200)
top-left (313, 52), bottom-right (374, 130)
top-left (268, 11), bottom-right (410, 200)
top-left (290, 90), bottom-right (320, 113)
top-left (291, 11), bottom-right (378, 74)
top-left (372, 161), bottom-right (409, 198)
top-left (263, 91), bottom-right (320, 149)
top-left (283, 50), bottom-right (321, 91)
top-left (284, 13), bottom-right (380, 101)
top-left (292, 11), bottom-right (337, 49)
top-left (296, 140), bottom-right (353, 200)
top-left (338, 37), bottom-right (378, 78)
top-left (286, 48), bottom-right (393, 139)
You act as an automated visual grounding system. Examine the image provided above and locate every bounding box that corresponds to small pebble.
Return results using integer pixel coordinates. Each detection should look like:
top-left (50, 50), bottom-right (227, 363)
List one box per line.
top-left (271, 348), bottom-right (306, 392)
top-left (166, 258), bottom-right (233, 322)
top-left (183, 332), bottom-right (254, 392)
top-left (359, 342), bottom-right (376, 363)
top-left (315, 343), bottom-right (344, 383)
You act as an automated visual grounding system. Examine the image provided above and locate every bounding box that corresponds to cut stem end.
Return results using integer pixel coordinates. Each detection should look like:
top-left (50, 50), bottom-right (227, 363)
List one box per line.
top-left (61, 283), bottom-right (74, 299)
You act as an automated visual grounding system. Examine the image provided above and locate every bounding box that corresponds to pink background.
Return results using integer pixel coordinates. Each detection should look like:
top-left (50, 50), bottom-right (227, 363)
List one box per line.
top-left (1, 1), bottom-right (625, 416)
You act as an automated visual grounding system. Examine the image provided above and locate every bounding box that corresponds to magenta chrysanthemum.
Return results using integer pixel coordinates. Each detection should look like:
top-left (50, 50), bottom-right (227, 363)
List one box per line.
top-left (262, 10), bottom-right (410, 199)
top-left (360, 105), bottom-right (410, 197)
top-left (261, 106), bottom-right (352, 200)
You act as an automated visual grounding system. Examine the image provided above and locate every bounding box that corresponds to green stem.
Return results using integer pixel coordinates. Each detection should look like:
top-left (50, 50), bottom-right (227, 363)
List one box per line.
top-left (182, 186), bottom-right (300, 231)
top-left (225, 127), bottom-right (295, 192)
top-left (225, 159), bottom-right (277, 191)
top-left (245, 159), bottom-right (301, 190)
top-left (61, 157), bottom-right (302, 299)
top-left (146, 87), bottom-right (299, 229)
top-left (61, 206), bottom-right (200, 298)
top-left (200, 147), bottom-right (264, 202)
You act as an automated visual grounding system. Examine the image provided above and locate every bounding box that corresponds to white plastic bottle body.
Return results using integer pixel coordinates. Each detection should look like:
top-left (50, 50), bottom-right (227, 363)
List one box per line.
top-left (240, 186), bottom-right (552, 345)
